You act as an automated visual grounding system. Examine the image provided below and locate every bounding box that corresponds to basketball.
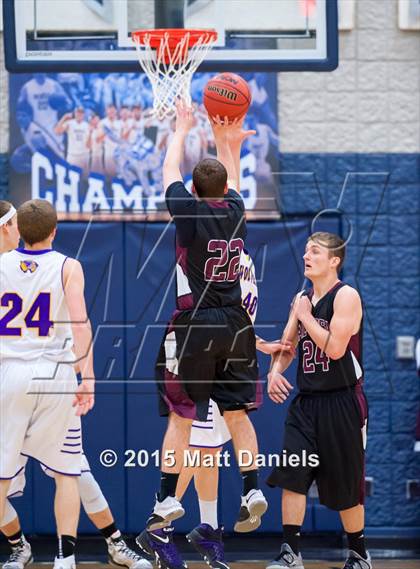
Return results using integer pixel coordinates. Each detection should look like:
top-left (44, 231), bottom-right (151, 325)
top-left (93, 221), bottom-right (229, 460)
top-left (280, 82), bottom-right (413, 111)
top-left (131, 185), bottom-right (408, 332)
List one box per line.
top-left (203, 73), bottom-right (251, 122)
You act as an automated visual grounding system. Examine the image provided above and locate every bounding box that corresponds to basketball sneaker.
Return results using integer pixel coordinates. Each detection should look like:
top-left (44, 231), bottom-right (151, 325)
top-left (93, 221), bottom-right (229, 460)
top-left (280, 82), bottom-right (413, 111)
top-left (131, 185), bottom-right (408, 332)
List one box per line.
top-left (52, 555), bottom-right (76, 569)
top-left (266, 544), bottom-right (305, 569)
top-left (234, 489), bottom-right (268, 532)
top-left (146, 495), bottom-right (185, 531)
top-left (107, 536), bottom-right (152, 569)
top-left (3, 536), bottom-right (33, 569)
top-left (136, 527), bottom-right (187, 569)
top-left (343, 550), bottom-right (372, 569)
top-left (186, 524), bottom-right (230, 569)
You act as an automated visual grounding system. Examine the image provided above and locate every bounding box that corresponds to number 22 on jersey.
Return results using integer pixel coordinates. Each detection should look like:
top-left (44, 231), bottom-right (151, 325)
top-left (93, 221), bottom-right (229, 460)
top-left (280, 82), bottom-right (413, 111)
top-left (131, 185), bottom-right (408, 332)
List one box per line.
top-left (204, 238), bottom-right (244, 282)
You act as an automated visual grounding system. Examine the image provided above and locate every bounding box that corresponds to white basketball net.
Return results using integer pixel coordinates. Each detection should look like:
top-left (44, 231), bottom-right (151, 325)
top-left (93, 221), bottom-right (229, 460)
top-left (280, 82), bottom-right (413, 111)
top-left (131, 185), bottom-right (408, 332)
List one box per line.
top-left (133, 30), bottom-right (217, 121)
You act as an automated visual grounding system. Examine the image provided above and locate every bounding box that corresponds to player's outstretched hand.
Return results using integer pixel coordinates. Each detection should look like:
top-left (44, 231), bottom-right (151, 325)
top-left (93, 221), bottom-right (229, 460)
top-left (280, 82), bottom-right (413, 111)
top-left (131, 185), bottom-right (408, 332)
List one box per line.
top-left (228, 115), bottom-right (256, 144)
top-left (257, 338), bottom-right (296, 357)
top-left (267, 372), bottom-right (293, 404)
top-left (209, 114), bottom-right (256, 144)
top-left (175, 99), bottom-right (194, 134)
top-left (73, 380), bottom-right (95, 416)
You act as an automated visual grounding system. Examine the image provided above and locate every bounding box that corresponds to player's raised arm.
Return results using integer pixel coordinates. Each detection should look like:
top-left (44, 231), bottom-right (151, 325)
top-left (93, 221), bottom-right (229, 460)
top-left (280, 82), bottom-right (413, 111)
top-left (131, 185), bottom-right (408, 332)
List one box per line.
top-left (62, 258), bottom-right (95, 416)
top-left (209, 116), bottom-right (238, 191)
top-left (226, 117), bottom-right (256, 193)
top-left (54, 112), bottom-right (72, 135)
top-left (163, 100), bottom-right (194, 190)
top-left (295, 285), bottom-right (362, 360)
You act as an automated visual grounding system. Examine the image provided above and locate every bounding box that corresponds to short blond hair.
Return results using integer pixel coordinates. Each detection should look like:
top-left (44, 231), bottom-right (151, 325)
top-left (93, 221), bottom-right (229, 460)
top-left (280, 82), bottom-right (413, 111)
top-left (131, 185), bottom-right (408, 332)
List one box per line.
top-left (308, 232), bottom-right (345, 272)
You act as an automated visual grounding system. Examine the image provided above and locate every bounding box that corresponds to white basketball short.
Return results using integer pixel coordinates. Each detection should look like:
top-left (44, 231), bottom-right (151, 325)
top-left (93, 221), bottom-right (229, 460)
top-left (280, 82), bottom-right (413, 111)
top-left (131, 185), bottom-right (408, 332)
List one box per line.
top-left (0, 359), bottom-right (82, 480)
top-left (8, 452), bottom-right (108, 515)
top-left (189, 399), bottom-right (231, 448)
top-left (7, 453), bottom-right (90, 498)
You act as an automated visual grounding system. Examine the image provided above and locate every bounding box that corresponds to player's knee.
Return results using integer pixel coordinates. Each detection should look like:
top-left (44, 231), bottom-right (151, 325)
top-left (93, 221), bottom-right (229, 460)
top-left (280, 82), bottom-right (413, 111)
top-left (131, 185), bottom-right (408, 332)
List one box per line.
top-left (1, 500), bottom-right (18, 528)
top-left (78, 472), bottom-right (109, 515)
top-left (223, 409), bottom-right (247, 427)
top-left (54, 473), bottom-right (79, 491)
top-left (283, 488), bottom-right (306, 501)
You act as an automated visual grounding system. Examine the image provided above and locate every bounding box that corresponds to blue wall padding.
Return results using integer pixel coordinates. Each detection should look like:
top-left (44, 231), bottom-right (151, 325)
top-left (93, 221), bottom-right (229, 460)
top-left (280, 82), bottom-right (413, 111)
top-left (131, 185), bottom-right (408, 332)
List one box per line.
top-left (11, 218), bottom-right (344, 533)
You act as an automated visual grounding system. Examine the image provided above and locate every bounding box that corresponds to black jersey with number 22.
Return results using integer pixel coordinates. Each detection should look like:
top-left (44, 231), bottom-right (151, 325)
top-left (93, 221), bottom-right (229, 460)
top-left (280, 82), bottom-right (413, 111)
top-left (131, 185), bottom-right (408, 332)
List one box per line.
top-left (166, 181), bottom-right (246, 311)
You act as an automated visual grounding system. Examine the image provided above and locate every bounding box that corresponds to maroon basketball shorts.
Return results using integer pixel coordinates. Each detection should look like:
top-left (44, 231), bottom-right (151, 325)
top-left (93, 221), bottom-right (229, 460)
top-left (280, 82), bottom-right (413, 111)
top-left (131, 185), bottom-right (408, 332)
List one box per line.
top-left (267, 385), bottom-right (368, 511)
top-left (155, 305), bottom-right (261, 421)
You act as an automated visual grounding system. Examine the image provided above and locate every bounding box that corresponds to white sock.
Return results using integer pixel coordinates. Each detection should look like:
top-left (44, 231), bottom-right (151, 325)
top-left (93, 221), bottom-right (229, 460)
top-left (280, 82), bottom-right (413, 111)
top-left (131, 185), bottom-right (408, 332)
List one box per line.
top-left (198, 499), bottom-right (218, 530)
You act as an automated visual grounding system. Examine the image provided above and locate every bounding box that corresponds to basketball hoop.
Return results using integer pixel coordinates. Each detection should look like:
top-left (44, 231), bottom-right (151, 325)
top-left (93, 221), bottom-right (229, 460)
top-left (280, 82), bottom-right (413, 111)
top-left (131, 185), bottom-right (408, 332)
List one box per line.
top-left (132, 28), bottom-right (218, 120)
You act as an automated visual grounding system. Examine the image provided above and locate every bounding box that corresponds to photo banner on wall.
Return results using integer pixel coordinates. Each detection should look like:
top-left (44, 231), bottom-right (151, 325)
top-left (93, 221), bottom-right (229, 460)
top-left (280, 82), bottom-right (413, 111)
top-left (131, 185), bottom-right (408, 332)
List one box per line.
top-left (9, 72), bottom-right (280, 220)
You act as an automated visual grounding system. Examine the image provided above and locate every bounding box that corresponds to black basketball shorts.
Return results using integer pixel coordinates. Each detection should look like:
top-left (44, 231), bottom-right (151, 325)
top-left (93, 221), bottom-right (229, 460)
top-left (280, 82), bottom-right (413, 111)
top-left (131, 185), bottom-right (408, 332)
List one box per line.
top-left (267, 385), bottom-right (368, 511)
top-left (156, 305), bottom-right (260, 421)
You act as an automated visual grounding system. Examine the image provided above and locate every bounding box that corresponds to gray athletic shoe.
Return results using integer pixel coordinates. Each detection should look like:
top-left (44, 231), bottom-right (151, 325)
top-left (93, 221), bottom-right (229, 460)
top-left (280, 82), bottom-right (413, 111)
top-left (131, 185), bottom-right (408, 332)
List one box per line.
top-left (107, 536), bottom-right (152, 569)
top-left (266, 543), bottom-right (305, 569)
top-left (3, 537), bottom-right (33, 569)
top-left (343, 550), bottom-right (372, 569)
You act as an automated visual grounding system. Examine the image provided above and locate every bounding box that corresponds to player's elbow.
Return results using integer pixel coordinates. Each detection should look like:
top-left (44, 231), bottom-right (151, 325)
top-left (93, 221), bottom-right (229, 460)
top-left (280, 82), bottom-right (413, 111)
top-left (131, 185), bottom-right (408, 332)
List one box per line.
top-left (327, 347), bottom-right (346, 360)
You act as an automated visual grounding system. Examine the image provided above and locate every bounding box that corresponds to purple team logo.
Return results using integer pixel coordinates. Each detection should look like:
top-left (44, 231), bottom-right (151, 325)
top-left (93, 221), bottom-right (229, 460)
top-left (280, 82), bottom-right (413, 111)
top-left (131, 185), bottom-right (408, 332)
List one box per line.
top-left (20, 260), bottom-right (39, 273)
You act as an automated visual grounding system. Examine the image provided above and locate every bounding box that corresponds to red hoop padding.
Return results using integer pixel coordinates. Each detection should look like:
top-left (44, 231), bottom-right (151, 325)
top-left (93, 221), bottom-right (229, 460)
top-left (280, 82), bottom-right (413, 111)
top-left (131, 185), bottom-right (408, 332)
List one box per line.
top-left (132, 28), bottom-right (218, 53)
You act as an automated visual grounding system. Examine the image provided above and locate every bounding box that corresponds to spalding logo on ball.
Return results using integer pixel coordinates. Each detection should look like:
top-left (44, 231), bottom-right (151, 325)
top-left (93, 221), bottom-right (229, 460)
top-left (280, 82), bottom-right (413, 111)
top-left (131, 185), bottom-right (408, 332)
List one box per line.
top-left (203, 73), bottom-right (251, 123)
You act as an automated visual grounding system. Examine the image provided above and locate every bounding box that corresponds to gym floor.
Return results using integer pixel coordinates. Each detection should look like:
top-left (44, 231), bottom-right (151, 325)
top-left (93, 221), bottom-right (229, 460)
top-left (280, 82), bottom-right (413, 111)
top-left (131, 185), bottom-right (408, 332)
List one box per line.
top-left (2, 536), bottom-right (419, 568)
top-left (2, 533), bottom-right (420, 567)
top-left (25, 563), bottom-right (420, 568)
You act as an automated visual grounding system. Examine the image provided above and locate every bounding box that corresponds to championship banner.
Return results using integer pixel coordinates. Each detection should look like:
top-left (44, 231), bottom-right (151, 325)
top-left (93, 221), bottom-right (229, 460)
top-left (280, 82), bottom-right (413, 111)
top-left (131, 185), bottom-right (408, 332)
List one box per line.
top-left (9, 72), bottom-right (280, 220)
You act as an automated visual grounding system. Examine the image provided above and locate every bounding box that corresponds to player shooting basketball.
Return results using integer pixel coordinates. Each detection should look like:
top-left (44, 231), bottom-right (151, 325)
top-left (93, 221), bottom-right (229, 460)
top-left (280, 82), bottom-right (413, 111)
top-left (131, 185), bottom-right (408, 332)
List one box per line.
top-left (257, 232), bottom-right (371, 569)
top-left (136, 186), bottom-right (287, 568)
top-left (136, 100), bottom-right (270, 569)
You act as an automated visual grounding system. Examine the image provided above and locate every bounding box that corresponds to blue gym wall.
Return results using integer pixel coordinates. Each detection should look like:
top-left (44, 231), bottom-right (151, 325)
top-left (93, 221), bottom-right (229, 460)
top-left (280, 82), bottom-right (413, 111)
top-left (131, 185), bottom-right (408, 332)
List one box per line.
top-left (279, 152), bottom-right (420, 534)
top-left (1, 151), bottom-right (419, 535)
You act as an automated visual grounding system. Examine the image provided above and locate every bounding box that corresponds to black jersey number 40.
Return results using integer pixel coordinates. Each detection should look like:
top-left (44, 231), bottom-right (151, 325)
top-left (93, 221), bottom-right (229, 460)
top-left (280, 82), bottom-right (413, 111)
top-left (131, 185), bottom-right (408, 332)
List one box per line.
top-left (204, 238), bottom-right (244, 282)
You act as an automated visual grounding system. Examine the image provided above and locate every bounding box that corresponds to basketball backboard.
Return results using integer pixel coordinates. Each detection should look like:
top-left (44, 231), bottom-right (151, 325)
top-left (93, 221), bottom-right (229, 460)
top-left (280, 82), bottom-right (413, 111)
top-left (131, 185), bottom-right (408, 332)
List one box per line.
top-left (3, 0), bottom-right (338, 72)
